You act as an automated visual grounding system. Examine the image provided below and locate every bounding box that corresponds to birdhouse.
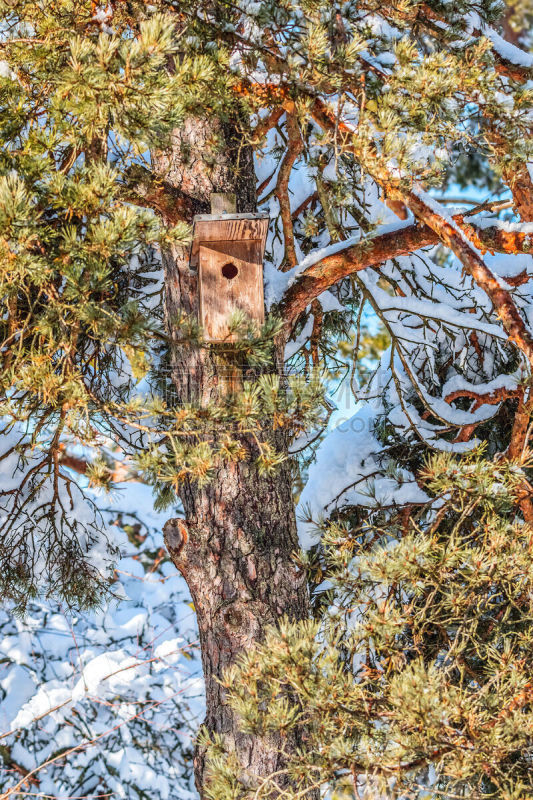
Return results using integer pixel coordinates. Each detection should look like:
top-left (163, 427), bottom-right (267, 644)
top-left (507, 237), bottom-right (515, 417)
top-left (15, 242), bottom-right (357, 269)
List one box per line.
top-left (189, 212), bottom-right (269, 342)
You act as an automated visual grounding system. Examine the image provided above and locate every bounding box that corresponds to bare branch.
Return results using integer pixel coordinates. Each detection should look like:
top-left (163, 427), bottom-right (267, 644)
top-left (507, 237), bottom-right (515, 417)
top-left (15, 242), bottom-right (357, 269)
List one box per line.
top-left (276, 114), bottom-right (304, 269)
top-left (252, 107), bottom-right (285, 143)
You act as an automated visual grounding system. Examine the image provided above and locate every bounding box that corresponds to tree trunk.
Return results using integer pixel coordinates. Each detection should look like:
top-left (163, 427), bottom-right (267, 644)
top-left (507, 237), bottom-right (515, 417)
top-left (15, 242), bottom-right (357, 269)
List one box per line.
top-left (155, 118), bottom-right (313, 797)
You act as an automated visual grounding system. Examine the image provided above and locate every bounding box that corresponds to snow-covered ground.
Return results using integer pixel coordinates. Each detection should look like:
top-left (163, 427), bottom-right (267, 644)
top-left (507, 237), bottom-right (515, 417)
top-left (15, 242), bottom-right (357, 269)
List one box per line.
top-left (0, 481), bottom-right (202, 799)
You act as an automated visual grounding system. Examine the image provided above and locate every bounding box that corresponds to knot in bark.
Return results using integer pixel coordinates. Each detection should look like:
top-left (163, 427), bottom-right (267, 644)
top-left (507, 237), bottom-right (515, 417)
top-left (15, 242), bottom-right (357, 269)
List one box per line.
top-left (163, 517), bottom-right (189, 566)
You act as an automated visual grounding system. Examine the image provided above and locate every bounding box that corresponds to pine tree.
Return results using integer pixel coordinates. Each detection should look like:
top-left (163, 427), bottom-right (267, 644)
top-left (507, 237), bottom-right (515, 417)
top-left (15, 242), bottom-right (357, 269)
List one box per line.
top-left (211, 449), bottom-right (533, 799)
top-left (1, 1), bottom-right (533, 798)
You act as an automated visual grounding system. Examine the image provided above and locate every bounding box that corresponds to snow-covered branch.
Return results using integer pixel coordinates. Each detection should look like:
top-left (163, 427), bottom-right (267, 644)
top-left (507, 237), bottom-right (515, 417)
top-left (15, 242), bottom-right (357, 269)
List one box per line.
top-left (280, 214), bottom-right (533, 326)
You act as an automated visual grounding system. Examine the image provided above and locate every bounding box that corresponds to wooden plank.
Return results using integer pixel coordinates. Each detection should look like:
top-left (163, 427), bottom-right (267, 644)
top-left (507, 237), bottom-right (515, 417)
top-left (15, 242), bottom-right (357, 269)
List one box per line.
top-left (198, 241), bottom-right (265, 341)
top-left (210, 193), bottom-right (237, 214)
top-left (190, 215), bottom-right (268, 269)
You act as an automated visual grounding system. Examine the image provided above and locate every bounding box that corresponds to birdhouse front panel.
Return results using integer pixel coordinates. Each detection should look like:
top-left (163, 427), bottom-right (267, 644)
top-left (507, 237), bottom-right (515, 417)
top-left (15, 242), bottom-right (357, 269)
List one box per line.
top-left (190, 213), bottom-right (269, 343)
top-left (198, 240), bottom-right (264, 341)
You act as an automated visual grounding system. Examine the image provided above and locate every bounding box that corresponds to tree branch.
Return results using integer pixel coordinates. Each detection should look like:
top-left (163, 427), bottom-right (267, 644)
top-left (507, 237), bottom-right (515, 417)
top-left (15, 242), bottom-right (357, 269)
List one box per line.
top-left (504, 163), bottom-right (533, 222)
top-left (281, 215), bottom-right (533, 326)
top-left (306, 97), bottom-right (533, 365)
top-left (121, 164), bottom-right (207, 223)
top-left (276, 114), bottom-right (304, 269)
top-left (252, 106), bottom-right (285, 143)
top-left (399, 188), bottom-right (533, 366)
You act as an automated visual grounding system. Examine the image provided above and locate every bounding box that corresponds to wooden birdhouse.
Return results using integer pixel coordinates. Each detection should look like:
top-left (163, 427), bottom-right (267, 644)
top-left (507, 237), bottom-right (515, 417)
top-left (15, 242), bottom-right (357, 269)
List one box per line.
top-left (190, 208), bottom-right (269, 343)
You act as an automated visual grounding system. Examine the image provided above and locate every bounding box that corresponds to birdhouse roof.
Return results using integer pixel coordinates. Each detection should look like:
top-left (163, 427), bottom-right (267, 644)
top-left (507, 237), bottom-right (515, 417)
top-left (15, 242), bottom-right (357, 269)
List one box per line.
top-left (189, 213), bottom-right (269, 270)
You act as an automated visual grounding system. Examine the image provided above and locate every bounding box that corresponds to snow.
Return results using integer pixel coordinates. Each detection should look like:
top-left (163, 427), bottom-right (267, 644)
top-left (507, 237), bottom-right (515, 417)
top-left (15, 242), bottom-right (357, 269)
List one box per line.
top-left (290, 218), bottom-right (413, 276)
top-left (4, 14), bottom-right (533, 793)
top-left (264, 218), bottom-right (415, 308)
top-left (412, 186), bottom-right (482, 253)
top-left (0, 60), bottom-right (16, 80)
top-left (293, 202), bottom-right (533, 547)
top-left (258, 126), bottom-right (533, 554)
top-left (358, 270), bottom-right (507, 341)
top-left (472, 215), bottom-right (533, 235)
top-left (297, 405), bottom-right (429, 549)
top-left (285, 313), bottom-right (314, 360)
top-left (0, 666), bottom-right (36, 731)
top-left (263, 260), bottom-right (295, 308)
top-left (485, 252), bottom-right (533, 280)
top-left (481, 23), bottom-right (533, 68)
top-left (318, 290), bottom-right (344, 312)
top-left (91, 5), bottom-right (114, 34)
top-left (0, 480), bottom-right (202, 799)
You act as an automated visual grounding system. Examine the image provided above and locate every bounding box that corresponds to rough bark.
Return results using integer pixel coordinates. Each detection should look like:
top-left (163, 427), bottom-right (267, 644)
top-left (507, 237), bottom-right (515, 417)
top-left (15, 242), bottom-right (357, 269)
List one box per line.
top-left (154, 118), bottom-right (313, 798)
top-left (505, 163), bottom-right (533, 223)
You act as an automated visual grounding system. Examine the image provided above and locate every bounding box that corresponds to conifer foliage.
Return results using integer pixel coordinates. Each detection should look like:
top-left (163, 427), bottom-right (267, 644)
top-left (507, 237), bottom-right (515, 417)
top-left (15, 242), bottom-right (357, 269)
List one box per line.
top-left (1, 0), bottom-right (533, 798)
top-left (0, 1), bottom-right (244, 609)
top-left (212, 450), bottom-right (533, 799)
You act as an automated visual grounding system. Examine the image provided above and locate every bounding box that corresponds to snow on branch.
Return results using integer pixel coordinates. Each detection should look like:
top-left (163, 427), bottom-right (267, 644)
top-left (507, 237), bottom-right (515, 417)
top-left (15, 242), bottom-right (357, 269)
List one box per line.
top-left (399, 188), bottom-right (533, 368)
top-left (0, 482), bottom-right (202, 800)
top-left (467, 12), bottom-right (533, 79)
top-left (279, 214), bottom-right (533, 326)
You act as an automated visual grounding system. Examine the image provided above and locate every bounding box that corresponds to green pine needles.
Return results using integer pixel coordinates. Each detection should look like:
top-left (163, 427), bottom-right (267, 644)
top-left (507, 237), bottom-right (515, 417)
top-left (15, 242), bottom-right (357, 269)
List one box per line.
top-left (0, 2), bottom-right (268, 609)
top-left (204, 447), bottom-right (533, 800)
top-left (101, 367), bottom-right (327, 509)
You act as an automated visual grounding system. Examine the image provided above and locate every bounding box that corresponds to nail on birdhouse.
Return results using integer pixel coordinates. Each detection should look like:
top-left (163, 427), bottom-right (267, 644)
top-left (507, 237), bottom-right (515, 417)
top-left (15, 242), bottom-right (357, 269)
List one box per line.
top-left (189, 196), bottom-right (269, 343)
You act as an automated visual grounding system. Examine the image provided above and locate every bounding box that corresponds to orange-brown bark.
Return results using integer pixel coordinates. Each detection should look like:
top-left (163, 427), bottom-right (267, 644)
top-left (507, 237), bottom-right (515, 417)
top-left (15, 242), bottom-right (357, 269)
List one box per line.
top-left (282, 216), bottom-right (533, 326)
top-left (400, 189), bottom-right (533, 367)
top-left (252, 106), bottom-right (285, 142)
top-left (276, 114), bottom-right (304, 269)
top-left (505, 164), bottom-right (533, 222)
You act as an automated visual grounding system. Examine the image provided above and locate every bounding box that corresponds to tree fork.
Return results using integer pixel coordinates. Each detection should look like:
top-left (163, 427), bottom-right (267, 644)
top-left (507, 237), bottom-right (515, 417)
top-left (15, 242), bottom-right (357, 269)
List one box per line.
top-left (155, 118), bottom-right (314, 797)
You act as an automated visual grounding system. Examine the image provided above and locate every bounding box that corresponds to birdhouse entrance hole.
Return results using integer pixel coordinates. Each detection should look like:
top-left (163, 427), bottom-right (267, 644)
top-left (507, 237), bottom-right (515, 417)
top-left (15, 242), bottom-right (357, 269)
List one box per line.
top-left (221, 262), bottom-right (239, 281)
